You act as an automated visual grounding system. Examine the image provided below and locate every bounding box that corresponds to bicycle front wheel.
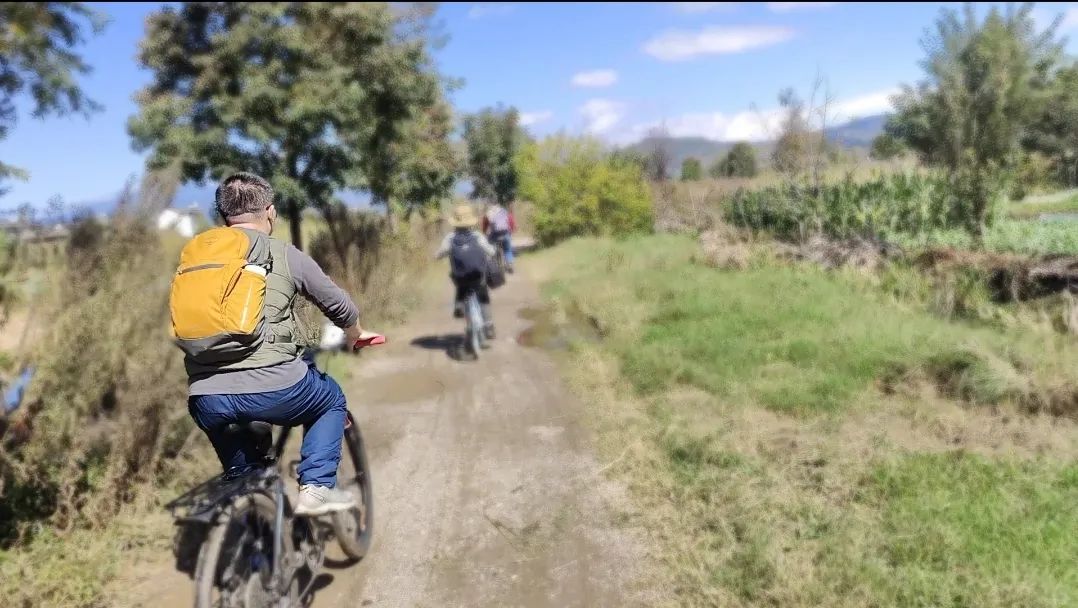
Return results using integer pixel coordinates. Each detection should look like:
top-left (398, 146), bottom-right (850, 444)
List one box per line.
top-left (194, 491), bottom-right (296, 608)
top-left (333, 412), bottom-right (374, 561)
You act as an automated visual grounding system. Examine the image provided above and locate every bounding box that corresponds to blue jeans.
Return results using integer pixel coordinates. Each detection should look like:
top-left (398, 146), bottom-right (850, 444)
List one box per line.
top-left (491, 230), bottom-right (514, 265)
top-left (188, 365), bottom-right (348, 487)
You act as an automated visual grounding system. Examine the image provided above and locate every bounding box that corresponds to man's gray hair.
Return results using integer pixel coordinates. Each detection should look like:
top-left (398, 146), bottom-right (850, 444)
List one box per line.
top-left (215, 172), bottom-right (274, 221)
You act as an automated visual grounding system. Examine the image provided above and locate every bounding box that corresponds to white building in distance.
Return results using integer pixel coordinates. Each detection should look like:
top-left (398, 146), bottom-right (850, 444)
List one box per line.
top-left (157, 204), bottom-right (205, 238)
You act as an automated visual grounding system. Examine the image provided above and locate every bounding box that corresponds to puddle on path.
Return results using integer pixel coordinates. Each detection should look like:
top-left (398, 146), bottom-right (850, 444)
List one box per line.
top-left (516, 305), bottom-right (601, 350)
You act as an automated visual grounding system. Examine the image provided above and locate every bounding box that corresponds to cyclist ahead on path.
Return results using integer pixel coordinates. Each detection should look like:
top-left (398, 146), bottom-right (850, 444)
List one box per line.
top-left (481, 201), bottom-right (516, 273)
top-left (176, 172), bottom-right (381, 517)
top-left (435, 204), bottom-right (497, 339)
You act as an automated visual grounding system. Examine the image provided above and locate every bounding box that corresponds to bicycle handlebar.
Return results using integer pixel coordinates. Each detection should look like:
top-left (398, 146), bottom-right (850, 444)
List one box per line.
top-left (353, 335), bottom-right (386, 349)
top-left (310, 321), bottom-right (387, 354)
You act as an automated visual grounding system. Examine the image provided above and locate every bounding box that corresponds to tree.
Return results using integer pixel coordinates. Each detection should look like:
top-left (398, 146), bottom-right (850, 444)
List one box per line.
top-left (345, 2), bottom-right (453, 232)
top-left (129, 3), bottom-right (449, 249)
top-left (710, 142), bottom-right (758, 178)
top-left (642, 125), bottom-right (671, 181)
top-left (680, 157), bottom-right (702, 181)
top-left (869, 133), bottom-right (906, 161)
top-left (0, 3), bottom-right (105, 195)
top-left (396, 99), bottom-right (460, 218)
top-left (887, 3), bottom-right (1063, 240)
top-left (516, 134), bottom-right (652, 245)
top-left (771, 88), bottom-right (812, 176)
top-left (463, 105), bottom-right (523, 205)
top-left (610, 147), bottom-right (649, 174)
top-left (1026, 62), bottom-right (1078, 186)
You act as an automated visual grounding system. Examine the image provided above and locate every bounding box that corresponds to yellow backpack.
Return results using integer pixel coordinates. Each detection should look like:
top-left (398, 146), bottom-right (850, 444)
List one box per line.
top-left (169, 227), bottom-right (270, 364)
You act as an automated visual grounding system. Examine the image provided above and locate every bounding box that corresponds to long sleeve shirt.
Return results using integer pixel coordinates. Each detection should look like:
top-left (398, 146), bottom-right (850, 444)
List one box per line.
top-left (188, 243), bottom-right (360, 396)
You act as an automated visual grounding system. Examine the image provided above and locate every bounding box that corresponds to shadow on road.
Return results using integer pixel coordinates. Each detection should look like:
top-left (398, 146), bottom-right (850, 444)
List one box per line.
top-left (410, 334), bottom-right (467, 361)
top-left (410, 334), bottom-right (490, 362)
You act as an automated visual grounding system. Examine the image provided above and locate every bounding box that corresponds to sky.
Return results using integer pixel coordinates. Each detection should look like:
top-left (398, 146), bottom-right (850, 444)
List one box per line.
top-left (3, 1), bottom-right (1078, 211)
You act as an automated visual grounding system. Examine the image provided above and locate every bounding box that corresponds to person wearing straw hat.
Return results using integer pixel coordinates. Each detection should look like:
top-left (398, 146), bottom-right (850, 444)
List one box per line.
top-left (435, 203), bottom-right (498, 339)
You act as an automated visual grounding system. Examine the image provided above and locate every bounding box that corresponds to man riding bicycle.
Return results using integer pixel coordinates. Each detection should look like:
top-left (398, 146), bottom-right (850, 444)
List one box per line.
top-left (177, 172), bottom-right (380, 517)
top-left (481, 200), bottom-right (516, 273)
top-left (436, 204), bottom-right (497, 339)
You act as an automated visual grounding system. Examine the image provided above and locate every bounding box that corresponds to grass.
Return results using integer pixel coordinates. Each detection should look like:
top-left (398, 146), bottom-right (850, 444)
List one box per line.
top-left (1007, 190), bottom-right (1078, 219)
top-left (530, 234), bottom-right (1078, 607)
top-left (0, 507), bottom-right (171, 608)
top-left (543, 234), bottom-right (1078, 416)
top-left (862, 454), bottom-right (1078, 607)
top-left (895, 218), bottom-right (1078, 255)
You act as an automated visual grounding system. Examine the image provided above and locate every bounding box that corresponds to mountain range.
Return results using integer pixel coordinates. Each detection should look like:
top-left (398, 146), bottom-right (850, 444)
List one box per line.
top-left (627, 113), bottom-right (888, 170)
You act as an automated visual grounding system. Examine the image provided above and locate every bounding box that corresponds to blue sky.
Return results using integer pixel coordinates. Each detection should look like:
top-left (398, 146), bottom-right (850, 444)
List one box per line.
top-left (3, 1), bottom-right (1077, 210)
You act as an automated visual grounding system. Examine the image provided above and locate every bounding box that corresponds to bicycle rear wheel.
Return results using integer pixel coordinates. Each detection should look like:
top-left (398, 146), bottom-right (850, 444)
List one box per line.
top-left (332, 412), bottom-right (374, 562)
top-left (194, 492), bottom-right (296, 608)
top-left (495, 245), bottom-right (507, 275)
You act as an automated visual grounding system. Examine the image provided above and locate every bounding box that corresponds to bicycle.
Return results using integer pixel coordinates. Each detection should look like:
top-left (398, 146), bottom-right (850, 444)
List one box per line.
top-left (489, 231), bottom-right (511, 276)
top-left (462, 287), bottom-right (486, 359)
top-left (166, 329), bottom-right (384, 608)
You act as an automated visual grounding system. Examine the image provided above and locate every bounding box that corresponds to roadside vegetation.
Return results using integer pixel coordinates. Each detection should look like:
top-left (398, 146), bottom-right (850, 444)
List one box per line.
top-left (531, 234), bottom-right (1078, 607)
top-left (0, 176), bottom-right (441, 607)
top-left (520, 5), bottom-right (1078, 606)
top-left (0, 3), bottom-right (454, 606)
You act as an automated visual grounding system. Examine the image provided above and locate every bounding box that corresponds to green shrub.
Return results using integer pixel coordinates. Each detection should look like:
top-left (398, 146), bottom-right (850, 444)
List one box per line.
top-left (710, 141), bottom-right (759, 178)
top-left (680, 157), bottom-right (702, 181)
top-left (1011, 152), bottom-right (1059, 200)
top-left (516, 135), bottom-right (653, 245)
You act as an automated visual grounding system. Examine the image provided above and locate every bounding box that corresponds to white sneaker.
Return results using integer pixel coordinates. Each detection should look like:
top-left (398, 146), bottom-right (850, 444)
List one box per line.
top-left (294, 484), bottom-right (356, 517)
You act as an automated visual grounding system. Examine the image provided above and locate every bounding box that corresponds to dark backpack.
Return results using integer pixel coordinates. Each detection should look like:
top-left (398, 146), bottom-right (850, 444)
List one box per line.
top-left (449, 231), bottom-right (488, 280)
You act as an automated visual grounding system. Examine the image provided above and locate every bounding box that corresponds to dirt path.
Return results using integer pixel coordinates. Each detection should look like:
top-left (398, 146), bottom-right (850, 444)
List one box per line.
top-left (117, 265), bottom-right (650, 607)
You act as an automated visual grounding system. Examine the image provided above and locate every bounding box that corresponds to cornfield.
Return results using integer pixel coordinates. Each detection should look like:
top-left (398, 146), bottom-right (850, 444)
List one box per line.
top-left (724, 172), bottom-right (983, 242)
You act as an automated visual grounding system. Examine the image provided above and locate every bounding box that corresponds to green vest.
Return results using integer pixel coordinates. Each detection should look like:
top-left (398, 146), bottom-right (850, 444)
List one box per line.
top-left (183, 232), bottom-right (300, 376)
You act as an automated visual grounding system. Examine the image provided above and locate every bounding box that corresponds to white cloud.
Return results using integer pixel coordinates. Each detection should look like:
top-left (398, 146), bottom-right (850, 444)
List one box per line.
top-left (643, 25), bottom-right (795, 61)
top-left (664, 108), bottom-right (784, 142)
top-left (519, 110), bottom-right (553, 127)
top-left (766, 2), bottom-right (838, 13)
top-left (1062, 7), bottom-right (1078, 30)
top-left (467, 3), bottom-right (516, 19)
top-left (571, 69), bottom-right (619, 88)
top-left (580, 99), bottom-right (626, 134)
top-left (620, 87), bottom-right (896, 143)
top-left (830, 88), bottom-right (898, 123)
top-left (1032, 6), bottom-right (1078, 33)
top-left (672, 2), bottom-right (739, 14)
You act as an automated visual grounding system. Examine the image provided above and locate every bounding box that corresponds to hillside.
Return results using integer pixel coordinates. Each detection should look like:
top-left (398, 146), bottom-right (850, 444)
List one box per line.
top-left (827, 113), bottom-right (887, 147)
top-left (628, 112), bottom-right (887, 169)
